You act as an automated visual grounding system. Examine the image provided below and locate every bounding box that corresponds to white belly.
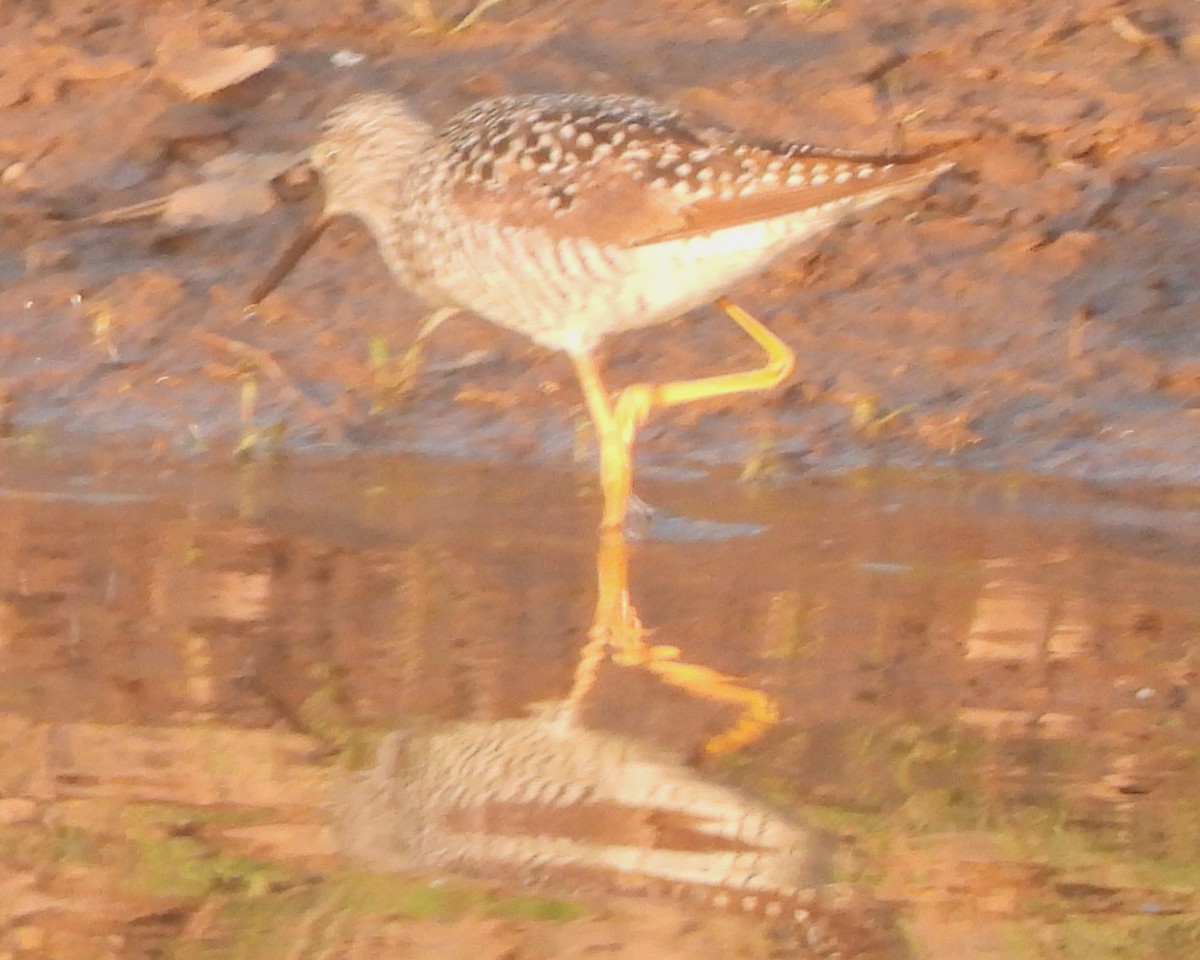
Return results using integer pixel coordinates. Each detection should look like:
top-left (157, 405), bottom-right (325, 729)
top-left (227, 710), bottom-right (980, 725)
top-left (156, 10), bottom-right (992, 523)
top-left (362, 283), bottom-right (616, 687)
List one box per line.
top-left (408, 207), bottom-right (845, 356)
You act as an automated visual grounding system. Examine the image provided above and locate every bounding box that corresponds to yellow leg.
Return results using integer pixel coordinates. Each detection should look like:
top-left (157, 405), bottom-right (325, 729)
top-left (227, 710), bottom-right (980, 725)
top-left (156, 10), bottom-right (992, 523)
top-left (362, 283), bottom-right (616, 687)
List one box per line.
top-left (572, 298), bottom-right (796, 530)
top-left (571, 352), bottom-right (634, 530)
top-left (623, 297), bottom-right (797, 413)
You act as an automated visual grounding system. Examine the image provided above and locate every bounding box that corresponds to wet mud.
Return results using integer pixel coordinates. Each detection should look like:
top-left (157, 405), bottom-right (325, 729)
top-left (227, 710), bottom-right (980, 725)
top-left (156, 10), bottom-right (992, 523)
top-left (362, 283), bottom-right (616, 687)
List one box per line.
top-left (0, 0), bottom-right (1199, 483)
top-left (2, 1), bottom-right (1200, 958)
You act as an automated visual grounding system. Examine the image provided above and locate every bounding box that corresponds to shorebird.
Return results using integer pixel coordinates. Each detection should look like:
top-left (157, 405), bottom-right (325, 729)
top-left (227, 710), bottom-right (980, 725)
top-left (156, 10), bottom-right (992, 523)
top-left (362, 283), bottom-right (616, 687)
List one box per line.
top-left (250, 91), bottom-right (954, 528)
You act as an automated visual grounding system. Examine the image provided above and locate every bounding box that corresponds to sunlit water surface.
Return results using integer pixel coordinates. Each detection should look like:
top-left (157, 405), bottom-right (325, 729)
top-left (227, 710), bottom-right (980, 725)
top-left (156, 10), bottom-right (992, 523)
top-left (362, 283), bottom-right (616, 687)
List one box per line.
top-left (1, 453), bottom-right (1198, 959)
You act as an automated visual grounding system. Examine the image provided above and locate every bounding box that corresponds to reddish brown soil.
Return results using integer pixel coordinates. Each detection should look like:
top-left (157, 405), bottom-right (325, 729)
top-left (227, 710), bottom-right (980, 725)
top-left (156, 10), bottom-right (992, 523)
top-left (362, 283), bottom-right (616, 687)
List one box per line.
top-left (2, 3), bottom-right (1200, 959)
top-left (2, 0), bottom-right (1199, 483)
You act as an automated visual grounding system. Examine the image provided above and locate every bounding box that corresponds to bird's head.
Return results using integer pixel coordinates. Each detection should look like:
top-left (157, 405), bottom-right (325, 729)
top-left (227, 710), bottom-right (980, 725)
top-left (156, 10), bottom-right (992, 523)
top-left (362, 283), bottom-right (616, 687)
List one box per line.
top-left (311, 93), bottom-right (433, 217)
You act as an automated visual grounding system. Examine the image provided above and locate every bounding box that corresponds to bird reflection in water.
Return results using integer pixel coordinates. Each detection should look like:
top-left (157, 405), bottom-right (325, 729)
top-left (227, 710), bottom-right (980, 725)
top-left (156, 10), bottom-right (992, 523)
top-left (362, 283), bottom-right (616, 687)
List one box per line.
top-left (337, 525), bottom-right (904, 956)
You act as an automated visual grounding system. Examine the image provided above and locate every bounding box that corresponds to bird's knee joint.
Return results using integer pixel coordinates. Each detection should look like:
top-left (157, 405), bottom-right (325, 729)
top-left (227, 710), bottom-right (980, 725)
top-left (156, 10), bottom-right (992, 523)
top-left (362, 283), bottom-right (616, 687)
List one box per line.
top-left (615, 385), bottom-right (655, 428)
top-left (772, 353), bottom-right (797, 384)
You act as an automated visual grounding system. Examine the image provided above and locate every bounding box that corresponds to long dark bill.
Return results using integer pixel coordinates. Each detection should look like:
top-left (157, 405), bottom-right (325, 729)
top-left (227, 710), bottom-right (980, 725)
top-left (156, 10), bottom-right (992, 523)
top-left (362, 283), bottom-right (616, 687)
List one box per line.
top-left (247, 213), bottom-right (332, 309)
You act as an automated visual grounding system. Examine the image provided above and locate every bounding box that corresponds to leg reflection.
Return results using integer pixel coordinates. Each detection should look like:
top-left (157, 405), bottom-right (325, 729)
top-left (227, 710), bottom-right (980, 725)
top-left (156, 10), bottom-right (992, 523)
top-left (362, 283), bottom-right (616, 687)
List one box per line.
top-left (567, 525), bottom-right (780, 756)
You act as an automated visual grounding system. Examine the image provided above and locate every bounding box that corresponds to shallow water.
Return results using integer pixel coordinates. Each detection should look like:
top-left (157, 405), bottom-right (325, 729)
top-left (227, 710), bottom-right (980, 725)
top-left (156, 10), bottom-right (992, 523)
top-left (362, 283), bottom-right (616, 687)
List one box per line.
top-left (1, 452), bottom-right (1198, 958)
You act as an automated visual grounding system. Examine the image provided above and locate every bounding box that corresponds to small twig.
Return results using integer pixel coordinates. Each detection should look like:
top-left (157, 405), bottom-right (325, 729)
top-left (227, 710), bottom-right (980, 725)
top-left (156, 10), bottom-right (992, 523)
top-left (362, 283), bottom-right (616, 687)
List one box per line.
top-left (447, 0), bottom-right (507, 33)
top-left (1110, 14), bottom-right (1158, 49)
top-left (404, 0), bottom-right (506, 35)
top-left (192, 330), bottom-right (344, 442)
top-left (66, 196), bottom-right (171, 227)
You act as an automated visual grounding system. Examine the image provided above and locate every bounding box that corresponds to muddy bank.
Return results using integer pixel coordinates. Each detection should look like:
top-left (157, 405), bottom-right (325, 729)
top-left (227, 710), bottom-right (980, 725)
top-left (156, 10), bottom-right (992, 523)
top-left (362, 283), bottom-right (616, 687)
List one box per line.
top-left (1, 0), bottom-right (1199, 486)
top-left (2, 1), bottom-right (1200, 957)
